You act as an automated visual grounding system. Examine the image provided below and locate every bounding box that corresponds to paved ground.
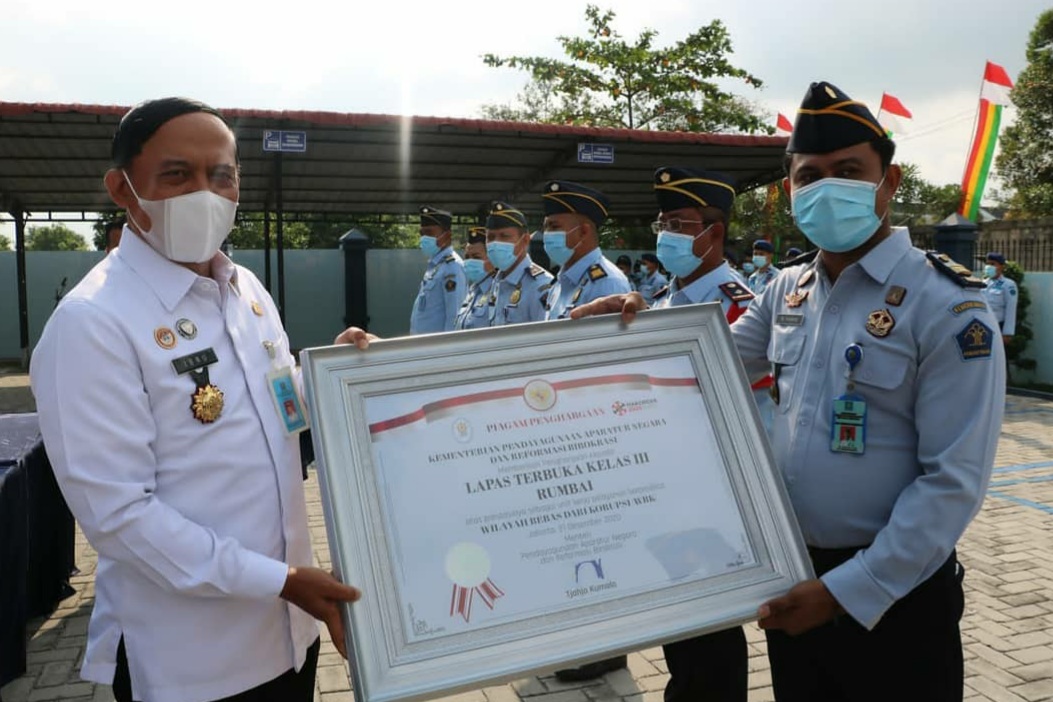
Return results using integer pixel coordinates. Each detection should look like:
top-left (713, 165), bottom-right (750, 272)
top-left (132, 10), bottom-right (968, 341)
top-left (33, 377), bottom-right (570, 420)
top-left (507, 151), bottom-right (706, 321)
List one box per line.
top-left (3, 376), bottom-right (1053, 701)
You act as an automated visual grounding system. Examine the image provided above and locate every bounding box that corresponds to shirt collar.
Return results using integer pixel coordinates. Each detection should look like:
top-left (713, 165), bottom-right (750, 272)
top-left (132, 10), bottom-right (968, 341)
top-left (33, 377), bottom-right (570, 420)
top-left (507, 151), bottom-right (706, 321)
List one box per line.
top-left (671, 261), bottom-right (733, 303)
top-left (854, 226), bottom-right (912, 284)
top-left (116, 227), bottom-right (234, 312)
top-left (500, 255), bottom-right (531, 285)
top-left (430, 246), bottom-right (453, 266)
top-left (560, 248), bottom-right (601, 286)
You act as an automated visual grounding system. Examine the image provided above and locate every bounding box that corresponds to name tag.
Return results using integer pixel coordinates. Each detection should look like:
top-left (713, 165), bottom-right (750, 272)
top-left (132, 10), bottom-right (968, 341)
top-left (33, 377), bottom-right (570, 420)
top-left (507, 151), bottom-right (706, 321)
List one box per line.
top-left (776, 314), bottom-right (804, 327)
top-left (172, 348), bottom-right (218, 375)
top-left (267, 367), bottom-right (309, 435)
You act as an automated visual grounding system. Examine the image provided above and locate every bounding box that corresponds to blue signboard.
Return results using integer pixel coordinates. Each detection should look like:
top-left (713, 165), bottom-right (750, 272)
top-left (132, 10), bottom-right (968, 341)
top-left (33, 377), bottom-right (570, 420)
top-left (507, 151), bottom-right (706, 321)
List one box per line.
top-left (577, 143), bottom-right (615, 164)
top-left (263, 130), bottom-right (308, 153)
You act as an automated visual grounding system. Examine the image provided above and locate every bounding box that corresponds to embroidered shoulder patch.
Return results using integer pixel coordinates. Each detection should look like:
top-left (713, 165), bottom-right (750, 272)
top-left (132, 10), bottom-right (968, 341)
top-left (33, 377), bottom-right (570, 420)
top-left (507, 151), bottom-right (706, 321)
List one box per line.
top-left (950, 300), bottom-right (987, 315)
top-left (445, 278), bottom-right (458, 292)
top-left (718, 281), bottom-right (754, 303)
top-left (926, 252), bottom-right (985, 289)
top-left (955, 317), bottom-right (994, 361)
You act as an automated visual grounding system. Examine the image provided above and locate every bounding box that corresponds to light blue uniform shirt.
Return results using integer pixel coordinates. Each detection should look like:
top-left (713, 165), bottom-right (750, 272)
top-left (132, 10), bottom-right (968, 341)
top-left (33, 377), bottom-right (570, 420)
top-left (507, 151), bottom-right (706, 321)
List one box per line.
top-left (637, 269), bottom-right (669, 306)
top-left (747, 265), bottom-right (779, 294)
top-left (731, 229), bottom-right (1005, 629)
top-left (651, 261), bottom-right (751, 315)
top-left (982, 275), bottom-right (1018, 336)
top-left (489, 256), bottom-right (554, 327)
top-left (454, 273), bottom-right (496, 331)
top-left (545, 248), bottom-right (632, 320)
top-left (410, 247), bottom-right (467, 335)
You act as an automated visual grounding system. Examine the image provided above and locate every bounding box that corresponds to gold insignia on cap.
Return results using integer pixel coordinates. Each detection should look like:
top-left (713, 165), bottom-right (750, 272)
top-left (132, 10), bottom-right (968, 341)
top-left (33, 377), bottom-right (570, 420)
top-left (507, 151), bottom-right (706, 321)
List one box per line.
top-left (175, 318), bottom-right (197, 340)
top-left (550, 183), bottom-right (560, 192)
top-left (885, 286), bottom-right (907, 307)
top-left (190, 384), bottom-right (224, 424)
top-left (154, 327), bottom-right (177, 350)
top-left (251, 301), bottom-right (263, 316)
top-left (866, 309), bottom-right (895, 338)
top-left (422, 207), bottom-right (431, 213)
top-left (825, 85), bottom-right (837, 99)
top-left (660, 171), bottom-right (671, 183)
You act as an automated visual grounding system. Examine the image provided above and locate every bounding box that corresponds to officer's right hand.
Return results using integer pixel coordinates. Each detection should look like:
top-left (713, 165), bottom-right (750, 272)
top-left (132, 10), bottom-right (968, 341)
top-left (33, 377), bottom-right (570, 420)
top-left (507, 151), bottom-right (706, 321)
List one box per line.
top-left (569, 292), bottom-right (648, 324)
top-left (280, 566), bottom-right (361, 658)
top-left (334, 326), bottom-right (380, 350)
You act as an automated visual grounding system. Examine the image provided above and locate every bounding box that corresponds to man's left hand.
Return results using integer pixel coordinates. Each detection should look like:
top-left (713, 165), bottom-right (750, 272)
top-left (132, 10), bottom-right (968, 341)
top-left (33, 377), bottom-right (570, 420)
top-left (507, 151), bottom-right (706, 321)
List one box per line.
top-left (757, 579), bottom-right (843, 635)
top-left (334, 327), bottom-right (380, 350)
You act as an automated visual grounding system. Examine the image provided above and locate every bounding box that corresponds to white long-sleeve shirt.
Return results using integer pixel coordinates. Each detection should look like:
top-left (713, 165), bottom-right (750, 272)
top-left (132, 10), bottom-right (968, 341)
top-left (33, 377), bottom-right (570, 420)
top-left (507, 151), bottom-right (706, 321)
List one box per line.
top-left (30, 230), bottom-right (317, 702)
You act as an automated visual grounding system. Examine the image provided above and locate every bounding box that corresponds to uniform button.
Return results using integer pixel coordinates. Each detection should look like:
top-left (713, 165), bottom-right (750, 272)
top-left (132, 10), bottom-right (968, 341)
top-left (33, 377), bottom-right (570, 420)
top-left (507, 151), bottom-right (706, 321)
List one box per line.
top-left (813, 358), bottom-right (825, 368)
top-left (828, 304), bottom-right (840, 314)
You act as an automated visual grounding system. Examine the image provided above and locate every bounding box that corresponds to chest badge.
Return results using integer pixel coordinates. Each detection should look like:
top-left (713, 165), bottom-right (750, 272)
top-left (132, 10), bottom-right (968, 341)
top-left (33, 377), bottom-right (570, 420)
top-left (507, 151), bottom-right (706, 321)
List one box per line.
top-left (866, 309), bottom-right (896, 338)
top-left (251, 300), bottom-right (264, 316)
top-left (190, 385), bottom-right (225, 424)
top-left (154, 327), bottom-right (177, 350)
top-left (173, 348), bottom-right (224, 424)
top-left (784, 290), bottom-right (809, 308)
top-left (175, 318), bottom-right (198, 340)
top-left (510, 287), bottom-right (522, 305)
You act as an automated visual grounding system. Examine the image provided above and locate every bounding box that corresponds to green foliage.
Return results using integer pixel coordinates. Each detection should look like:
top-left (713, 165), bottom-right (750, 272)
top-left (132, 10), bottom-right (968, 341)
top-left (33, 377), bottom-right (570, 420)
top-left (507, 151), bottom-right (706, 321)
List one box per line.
top-left (93, 212), bottom-right (125, 250)
top-left (25, 224), bottom-right (89, 251)
top-left (0, 233), bottom-right (11, 251)
top-left (1002, 261), bottom-right (1036, 378)
top-left (996, 9), bottom-right (1053, 218)
top-left (893, 163), bottom-right (963, 225)
top-left (482, 5), bottom-right (768, 133)
top-left (729, 185), bottom-right (803, 260)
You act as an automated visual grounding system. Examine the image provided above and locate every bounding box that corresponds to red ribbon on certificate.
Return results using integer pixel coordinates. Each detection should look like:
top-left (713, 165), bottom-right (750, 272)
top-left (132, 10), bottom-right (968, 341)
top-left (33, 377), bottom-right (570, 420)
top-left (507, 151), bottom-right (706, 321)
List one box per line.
top-left (449, 577), bottom-right (505, 623)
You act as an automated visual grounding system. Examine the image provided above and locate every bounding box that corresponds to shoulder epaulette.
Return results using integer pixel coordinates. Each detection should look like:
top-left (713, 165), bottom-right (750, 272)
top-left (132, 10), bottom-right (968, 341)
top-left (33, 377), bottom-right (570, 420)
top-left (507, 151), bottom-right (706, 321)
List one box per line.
top-left (652, 286), bottom-right (670, 300)
top-left (587, 263), bottom-right (608, 282)
top-left (925, 251), bottom-right (985, 289)
top-left (718, 281), bottom-right (755, 303)
top-left (780, 249), bottom-right (819, 267)
top-left (528, 263), bottom-right (547, 279)
top-left (442, 254), bottom-right (457, 264)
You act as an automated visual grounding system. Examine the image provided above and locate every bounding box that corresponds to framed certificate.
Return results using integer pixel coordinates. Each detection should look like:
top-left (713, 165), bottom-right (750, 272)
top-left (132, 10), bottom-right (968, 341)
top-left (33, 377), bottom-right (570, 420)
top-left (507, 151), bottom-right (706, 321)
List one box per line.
top-left (301, 304), bottom-right (812, 702)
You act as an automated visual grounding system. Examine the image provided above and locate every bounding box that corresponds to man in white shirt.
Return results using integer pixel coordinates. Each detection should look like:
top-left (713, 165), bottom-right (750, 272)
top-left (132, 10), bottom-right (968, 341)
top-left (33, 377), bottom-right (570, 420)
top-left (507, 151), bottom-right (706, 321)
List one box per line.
top-left (30, 98), bottom-right (367, 702)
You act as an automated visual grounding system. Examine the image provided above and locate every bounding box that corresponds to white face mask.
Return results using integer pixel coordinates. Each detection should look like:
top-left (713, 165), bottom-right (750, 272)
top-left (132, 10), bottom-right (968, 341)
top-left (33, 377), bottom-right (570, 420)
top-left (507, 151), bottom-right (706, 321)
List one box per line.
top-left (123, 171), bottom-right (238, 263)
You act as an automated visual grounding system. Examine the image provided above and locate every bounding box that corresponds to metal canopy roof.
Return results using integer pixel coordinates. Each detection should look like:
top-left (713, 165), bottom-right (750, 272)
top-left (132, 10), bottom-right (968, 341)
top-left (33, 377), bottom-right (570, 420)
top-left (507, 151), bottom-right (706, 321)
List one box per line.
top-left (0, 102), bottom-right (788, 220)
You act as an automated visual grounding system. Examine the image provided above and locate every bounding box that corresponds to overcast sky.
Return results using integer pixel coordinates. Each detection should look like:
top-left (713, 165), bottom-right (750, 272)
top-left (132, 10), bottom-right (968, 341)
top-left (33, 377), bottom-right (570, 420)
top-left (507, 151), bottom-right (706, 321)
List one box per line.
top-left (0, 0), bottom-right (1046, 241)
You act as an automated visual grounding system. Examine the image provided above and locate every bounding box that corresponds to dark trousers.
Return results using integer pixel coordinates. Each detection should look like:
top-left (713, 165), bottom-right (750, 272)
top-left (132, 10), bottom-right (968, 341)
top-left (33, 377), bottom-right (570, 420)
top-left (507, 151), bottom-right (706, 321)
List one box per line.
top-left (662, 626), bottom-right (747, 702)
top-left (766, 547), bottom-right (964, 702)
top-left (113, 637), bottom-right (320, 702)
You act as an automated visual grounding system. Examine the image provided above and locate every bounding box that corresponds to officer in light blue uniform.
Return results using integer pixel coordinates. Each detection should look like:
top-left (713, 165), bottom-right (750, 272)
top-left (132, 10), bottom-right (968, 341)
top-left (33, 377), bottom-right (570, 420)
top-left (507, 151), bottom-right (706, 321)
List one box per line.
top-left (410, 206), bottom-right (467, 335)
top-left (731, 81), bottom-right (1005, 701)
top-left (981, 252), bottom-right (1018, 340)
top-left (747, 239), bottom-right (780, 294)
top-left (541, 181), bottom-right (631, 321)
top-left (454, 226), bottom-right (496, 331)
top-left (484, 202), bottom-right (554, 327)
top-left (635, 253), bottom-right (667, 305)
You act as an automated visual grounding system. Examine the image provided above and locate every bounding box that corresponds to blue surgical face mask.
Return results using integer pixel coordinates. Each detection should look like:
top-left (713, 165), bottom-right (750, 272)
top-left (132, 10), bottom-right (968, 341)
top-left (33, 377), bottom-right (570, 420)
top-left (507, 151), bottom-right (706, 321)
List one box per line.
top-left (742, 261), bottom-right (756, 274)
top-left (420, 235), bottom-right (440, 257)
top-left (791, 176), bottom-right (887, 253)
top-left (543, 226), bottom-right (581, 267)
top-left (984, 264), bottom-right (997, 279)
top-left (464, 258), bottom-right (489, 285)
top-left (656, 228), bottom-right (713, 279)
top-left (486, 241), bottom-right (518, 271)
top-left (752, 255), bottom-right (769, 269)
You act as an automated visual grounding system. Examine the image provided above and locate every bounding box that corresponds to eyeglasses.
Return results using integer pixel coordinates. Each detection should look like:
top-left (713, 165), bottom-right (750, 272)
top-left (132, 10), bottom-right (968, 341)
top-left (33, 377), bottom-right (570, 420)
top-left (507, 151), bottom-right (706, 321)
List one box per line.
top-left (650, 218), bottom-right (705, 235)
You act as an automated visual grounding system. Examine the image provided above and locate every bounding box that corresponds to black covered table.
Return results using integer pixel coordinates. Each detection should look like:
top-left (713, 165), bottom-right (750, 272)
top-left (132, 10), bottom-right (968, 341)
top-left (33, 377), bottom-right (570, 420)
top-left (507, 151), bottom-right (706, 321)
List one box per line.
top-left (0, 413), bottom-right (76, 686)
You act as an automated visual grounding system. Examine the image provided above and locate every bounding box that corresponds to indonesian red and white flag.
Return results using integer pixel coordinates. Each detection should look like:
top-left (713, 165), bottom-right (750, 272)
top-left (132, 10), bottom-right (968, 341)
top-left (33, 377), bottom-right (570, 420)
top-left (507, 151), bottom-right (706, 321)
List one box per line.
top-left (775, 113), bottom-right (793, 136)
top-left (877, 93), bottom-right (913, 137)
top-left (980, 61), bottom-right (1014, 105)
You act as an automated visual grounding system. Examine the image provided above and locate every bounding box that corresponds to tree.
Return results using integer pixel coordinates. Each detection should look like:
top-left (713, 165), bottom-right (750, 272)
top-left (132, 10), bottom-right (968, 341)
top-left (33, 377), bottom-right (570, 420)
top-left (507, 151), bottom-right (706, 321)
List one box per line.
top-left (729, 185), bottom-right (802, 259)
top-left (229, 214), bottom-right (313, 250)
top-left (892, 162), bottom-right (962, 226)
top-left (482, 5), bottom-right (769, 134)
top-left (0, 233), bottom-right (11, 251)
top-left (93, 212), bottom-right (125, 250)
top-left (996, 9), bottom-right (1053, 217)
top-left (25, 224), bottom-right (89, 251)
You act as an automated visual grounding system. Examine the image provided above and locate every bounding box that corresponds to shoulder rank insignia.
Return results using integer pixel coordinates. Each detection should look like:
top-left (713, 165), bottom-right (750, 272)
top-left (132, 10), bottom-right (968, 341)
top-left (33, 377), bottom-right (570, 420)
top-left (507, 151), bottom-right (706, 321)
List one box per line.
top-left (718, 281), bottom-right (754, 303)
top-left (538, 281), bottom-right (554, 293)
top-left (783, 249), bottom-right (819, 267)
top-left (653, 286), bottom-right (670, 300)
top-left (587, 263), bottom-right (608, 282)
top-left (529, 263), bottom-right (546, 278)
top-left (445, 277), bottom-right (458, 292)
top-left (925, 252), bottom-right (985, 289)
top-left (571, 287), bottom-right (583, 304)
top-left (442, 254), bottom-right (457, 264)
top-left (885, 286), bottom-right (907, 307)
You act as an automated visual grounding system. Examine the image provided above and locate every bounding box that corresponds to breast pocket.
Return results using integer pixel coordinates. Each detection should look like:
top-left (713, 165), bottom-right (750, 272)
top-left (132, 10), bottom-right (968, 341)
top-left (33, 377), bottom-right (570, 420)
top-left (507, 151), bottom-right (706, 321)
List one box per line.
top-left (851, 348), bottom-right (911, 392)
top-left (768, 329), bottom-right (806, 413)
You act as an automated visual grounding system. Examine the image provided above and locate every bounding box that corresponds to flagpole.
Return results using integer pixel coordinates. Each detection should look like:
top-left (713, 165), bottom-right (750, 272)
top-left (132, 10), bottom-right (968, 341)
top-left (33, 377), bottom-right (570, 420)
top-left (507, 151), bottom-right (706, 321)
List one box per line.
top-left (957, 65), bottom-right (988, 214)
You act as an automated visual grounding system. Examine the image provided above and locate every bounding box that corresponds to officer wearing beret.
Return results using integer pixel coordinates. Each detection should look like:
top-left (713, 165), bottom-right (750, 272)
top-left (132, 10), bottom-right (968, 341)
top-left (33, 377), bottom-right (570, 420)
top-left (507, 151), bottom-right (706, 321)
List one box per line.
top-left (454, 226), bottom-right (496, 331)
top-left (747, 239), bottom-right (780, 294)
top-left (981, 252), bottom-right (1018, 342)
top-left (410, 206), bottom-right (467, 334)
top-left (541, 180), bottom-right (632, 321)
top-left (636, 252), bottom-right (668, 306)
top-left (573, 81), bottom-right (1005, 701)
top-left (484, 201), bottom-right (554, 326)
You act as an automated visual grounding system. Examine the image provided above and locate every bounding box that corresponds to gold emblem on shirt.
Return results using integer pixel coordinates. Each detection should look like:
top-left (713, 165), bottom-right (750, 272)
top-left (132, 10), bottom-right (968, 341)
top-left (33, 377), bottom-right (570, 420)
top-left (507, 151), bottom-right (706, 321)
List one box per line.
top-left (154, 327), bottom-right (177, 350)
top-left (251, 300), bottom-right (264, 316)
top-left (510, 287), bottom-right (522, 305)
top-left (784, 290), bottom-right (809, 308)
top-left (190, 384), bottom-right (224, 424)
top-left (866, 309), bottom-right (896, 338)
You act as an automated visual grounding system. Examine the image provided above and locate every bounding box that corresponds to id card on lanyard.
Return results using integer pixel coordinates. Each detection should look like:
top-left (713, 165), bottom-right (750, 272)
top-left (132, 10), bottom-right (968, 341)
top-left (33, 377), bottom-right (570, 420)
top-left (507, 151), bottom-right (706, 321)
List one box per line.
top-left (831, 344), bottom-right (866, 455)
top-left (263, 340), bottom-right (309, 435)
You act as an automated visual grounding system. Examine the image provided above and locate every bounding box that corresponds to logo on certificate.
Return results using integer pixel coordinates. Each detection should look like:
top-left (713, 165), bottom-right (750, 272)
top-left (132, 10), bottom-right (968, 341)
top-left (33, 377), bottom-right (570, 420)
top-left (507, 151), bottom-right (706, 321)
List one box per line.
top-left (523, 379), bottom-right (557, 411)
top-left (452, 418), bottom-right (472, 443)
top-left (445, 542), bottom-right (505, 623)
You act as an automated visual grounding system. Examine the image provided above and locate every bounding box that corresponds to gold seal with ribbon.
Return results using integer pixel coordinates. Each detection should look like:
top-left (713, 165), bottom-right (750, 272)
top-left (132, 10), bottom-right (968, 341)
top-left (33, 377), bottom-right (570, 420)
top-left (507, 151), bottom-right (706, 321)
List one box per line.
top-left (191, 384), bottom-right (224, 423)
